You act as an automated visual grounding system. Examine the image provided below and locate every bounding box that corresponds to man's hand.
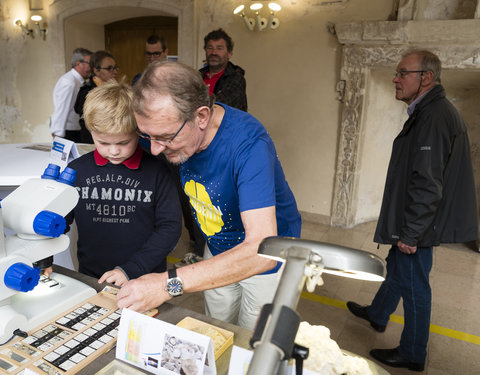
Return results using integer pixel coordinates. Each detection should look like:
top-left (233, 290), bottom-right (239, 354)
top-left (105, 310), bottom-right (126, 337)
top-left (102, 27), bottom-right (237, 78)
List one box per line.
top-left (397, 240), bottom-right (417, 254)
top-left (98, 269), bottom-right (128, 287)
top-left (116, 273), bottom-right (170, 312)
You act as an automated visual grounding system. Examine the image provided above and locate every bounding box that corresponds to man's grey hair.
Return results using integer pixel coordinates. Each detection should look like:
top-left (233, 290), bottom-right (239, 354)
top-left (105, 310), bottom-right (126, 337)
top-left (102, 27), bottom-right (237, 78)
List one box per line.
top-left (403, 49), bottom-right (442, 84)
top-left (71, 48), bottom-right (93, 68)
top-left (133, 61), bottom-right (214, 121)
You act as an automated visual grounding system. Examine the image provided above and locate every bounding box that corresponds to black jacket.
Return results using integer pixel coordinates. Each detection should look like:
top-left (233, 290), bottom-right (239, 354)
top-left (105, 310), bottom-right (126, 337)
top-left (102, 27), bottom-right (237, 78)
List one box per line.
top-left (200, 61), bottom-right (247, 111)
top-left (374, 84), bottom-right (478, 247)
top-left (74, 79), bottom-right (96, 144)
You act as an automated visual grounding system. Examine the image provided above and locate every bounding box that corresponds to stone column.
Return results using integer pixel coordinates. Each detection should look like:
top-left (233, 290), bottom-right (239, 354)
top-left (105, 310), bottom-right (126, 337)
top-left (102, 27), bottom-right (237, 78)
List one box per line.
top-left (331, 45), bottom-right (403, 227)
top-left (330, 46), bottom-right (366, 227)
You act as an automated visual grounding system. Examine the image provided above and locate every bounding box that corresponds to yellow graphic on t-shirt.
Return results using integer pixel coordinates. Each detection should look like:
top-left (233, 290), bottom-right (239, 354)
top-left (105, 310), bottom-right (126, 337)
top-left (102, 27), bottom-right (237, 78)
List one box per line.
top-left (184, 180), bottom-right (224, 236)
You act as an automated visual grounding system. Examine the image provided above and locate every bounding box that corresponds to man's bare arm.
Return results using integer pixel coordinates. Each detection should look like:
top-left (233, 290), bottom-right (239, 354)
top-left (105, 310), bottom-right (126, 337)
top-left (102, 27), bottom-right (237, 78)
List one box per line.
top-left (116, 206), bottom-right (278, 312)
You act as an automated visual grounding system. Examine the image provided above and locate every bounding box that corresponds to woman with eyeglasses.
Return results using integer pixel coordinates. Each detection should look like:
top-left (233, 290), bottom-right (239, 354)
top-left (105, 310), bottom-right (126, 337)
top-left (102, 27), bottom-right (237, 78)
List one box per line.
top-left (74, 50), bottom-right (119, 143)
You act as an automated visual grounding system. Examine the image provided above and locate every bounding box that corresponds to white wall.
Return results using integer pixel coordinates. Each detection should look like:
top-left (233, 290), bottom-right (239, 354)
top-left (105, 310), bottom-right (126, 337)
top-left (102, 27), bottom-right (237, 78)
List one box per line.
top-left (354, 68), bottom-right (406, 224)
top-left (64, 21), bottom-right (105, 67)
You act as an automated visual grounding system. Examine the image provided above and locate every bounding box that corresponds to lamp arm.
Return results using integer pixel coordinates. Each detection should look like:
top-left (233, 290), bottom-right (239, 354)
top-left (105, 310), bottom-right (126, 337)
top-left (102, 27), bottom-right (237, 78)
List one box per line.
top-left (246, 236), bottom-right (385, 374)
top-left (248, 246), bottom-right (311, 374)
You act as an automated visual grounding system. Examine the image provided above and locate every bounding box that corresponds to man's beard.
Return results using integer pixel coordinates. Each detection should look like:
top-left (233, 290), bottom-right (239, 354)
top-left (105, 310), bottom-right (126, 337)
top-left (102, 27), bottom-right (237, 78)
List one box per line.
top-left (164, 151), bottom-right (189, 165)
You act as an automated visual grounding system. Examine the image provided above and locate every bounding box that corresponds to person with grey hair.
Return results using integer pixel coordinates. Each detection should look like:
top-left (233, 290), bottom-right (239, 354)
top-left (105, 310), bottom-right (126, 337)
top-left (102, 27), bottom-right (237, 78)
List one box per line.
top-left (116, 60), bottom-right (301, 330)
top-left (347, 50), bottom-right (478, 371)
top-left (50, 47), bottom-right (92, 142)
top-left (74, 50), bottom-right (119, 144)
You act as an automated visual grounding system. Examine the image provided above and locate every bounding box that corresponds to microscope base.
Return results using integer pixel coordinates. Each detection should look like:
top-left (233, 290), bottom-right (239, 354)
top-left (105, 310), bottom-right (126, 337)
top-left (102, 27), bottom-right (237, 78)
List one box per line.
top-left (7, 272), bottom-right (96, 338)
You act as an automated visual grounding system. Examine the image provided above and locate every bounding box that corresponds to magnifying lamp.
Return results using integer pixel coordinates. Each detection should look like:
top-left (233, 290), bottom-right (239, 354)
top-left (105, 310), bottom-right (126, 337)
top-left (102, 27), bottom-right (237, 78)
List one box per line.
top-left (247, 236), bottom-right (385, 375)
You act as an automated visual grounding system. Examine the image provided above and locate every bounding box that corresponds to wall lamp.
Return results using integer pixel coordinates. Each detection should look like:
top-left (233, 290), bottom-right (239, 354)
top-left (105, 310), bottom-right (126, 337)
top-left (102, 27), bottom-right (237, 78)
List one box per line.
top-left (247, 237), bottom-right (385, 374)
top-left (13, 15), bottom-right (47, 40)
top-left (13, 18), bottom-right (33, 37)
top-left (30, 15), bottom-right (48, 40)
top-left (233, 2), bottom-right (282, 31)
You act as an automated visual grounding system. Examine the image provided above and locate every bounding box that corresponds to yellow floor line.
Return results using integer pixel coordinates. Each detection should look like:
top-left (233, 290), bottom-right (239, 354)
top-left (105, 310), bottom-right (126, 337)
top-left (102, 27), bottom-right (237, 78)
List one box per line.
top-left (300, 291), bottom-right (480, 346)
top-left (168, 257), bottom-right (480, 345)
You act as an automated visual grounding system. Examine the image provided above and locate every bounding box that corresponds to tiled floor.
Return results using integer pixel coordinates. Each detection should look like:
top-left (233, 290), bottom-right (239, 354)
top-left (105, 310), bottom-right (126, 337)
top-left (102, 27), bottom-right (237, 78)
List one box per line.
top-left (168, 220), bottom-right (480, 374)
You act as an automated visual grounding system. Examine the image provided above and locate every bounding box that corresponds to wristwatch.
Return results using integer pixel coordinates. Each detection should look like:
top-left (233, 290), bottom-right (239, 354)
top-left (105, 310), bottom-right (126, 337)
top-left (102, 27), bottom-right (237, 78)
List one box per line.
top-left (165, 268), bottom-right (183, 297)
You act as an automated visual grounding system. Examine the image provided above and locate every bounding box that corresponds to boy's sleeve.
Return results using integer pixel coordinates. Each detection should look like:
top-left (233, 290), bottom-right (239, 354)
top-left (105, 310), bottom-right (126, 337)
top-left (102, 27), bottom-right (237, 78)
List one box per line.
top-left (118, 161), bottom-right (182, 279)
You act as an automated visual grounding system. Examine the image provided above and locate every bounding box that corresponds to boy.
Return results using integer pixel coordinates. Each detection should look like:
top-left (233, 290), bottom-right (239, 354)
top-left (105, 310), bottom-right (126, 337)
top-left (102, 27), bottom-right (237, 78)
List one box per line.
top-left (67, 80), bottom-right (182, 286)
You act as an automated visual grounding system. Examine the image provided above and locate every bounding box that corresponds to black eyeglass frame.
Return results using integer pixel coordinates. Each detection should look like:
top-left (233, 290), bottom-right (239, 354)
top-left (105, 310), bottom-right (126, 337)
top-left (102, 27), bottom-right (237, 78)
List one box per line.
top-left (394, 70), bottom-right (427, 79)
top-left (97, 65), bottom-right (119, 72)
top-left (136, 119), bottom-right (188, 144)
top-left (144, 51), bottom-right (166, 57)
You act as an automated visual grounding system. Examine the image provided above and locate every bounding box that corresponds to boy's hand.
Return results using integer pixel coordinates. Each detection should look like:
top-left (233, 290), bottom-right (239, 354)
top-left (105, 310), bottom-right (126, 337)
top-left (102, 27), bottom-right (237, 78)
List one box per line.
top-left (42, 266), bottom-right (53, 277)
top-left (98, 269), bottom-right (128, 287)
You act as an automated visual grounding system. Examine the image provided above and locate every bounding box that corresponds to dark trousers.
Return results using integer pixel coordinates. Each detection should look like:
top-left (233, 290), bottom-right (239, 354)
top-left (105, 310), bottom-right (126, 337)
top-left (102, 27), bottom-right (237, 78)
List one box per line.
top-left (367, 245), bottom-right (433, 363)
top-left (79, 119), bottom-right (94, 144)
top-left (64, 130), bottom-right (82, 143)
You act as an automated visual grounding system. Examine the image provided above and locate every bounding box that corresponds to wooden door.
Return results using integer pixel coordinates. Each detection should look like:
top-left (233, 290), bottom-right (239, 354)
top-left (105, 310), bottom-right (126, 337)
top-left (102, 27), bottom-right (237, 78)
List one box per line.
top-left (105, 16), bottom-right (178, 84)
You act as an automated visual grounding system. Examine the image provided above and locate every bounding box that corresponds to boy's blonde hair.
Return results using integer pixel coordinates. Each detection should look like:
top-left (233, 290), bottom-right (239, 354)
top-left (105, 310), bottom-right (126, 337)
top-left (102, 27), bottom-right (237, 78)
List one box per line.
top-left (84, 79), bottom-right (137, 135)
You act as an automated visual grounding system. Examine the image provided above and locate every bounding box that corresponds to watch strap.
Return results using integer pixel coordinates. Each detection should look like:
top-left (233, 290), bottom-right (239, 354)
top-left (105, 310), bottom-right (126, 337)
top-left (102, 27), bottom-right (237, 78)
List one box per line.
top-left (168, 268), bottom-right (177, 279)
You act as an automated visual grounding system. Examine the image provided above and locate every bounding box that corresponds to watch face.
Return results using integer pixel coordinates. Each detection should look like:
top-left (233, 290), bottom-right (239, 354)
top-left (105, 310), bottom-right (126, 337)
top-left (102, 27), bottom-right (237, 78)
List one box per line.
top-left (166, 278), bottom-right (183, 296)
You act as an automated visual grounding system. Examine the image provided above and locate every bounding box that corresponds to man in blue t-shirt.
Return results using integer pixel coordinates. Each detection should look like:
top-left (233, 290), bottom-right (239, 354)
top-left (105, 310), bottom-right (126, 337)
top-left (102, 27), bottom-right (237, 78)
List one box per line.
top-left (117, 61), bottom-right (301, 330)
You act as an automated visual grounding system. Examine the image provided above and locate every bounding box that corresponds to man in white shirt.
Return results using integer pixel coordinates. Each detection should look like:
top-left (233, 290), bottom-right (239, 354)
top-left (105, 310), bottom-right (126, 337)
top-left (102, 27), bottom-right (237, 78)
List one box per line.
top-left (50, 48), bottom-right (92, 142)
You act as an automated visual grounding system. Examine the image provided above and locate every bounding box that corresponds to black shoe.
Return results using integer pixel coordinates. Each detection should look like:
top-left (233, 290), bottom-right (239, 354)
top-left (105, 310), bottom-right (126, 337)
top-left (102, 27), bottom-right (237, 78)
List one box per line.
top-left (370, 348), bottom-right (424, 372)
top-left (346, 301), bottom-right (386, 332)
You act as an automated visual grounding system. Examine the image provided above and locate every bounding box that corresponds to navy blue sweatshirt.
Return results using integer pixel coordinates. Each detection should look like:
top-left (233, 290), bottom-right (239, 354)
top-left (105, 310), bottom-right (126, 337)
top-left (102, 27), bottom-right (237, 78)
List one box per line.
top-left (67, 146), bottom-right (182, 279)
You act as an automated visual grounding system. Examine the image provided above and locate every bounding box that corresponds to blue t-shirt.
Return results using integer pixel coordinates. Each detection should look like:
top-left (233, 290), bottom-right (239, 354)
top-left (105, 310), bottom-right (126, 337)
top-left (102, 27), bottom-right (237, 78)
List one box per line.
top-left (180, 104), bottom-right (301, 273)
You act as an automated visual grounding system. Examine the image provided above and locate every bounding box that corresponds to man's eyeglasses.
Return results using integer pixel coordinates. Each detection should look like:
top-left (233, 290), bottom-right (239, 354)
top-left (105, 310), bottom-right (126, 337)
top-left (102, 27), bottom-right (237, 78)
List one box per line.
top-left (98, 65), bottom-right (119, 72)
top-left (145, 51), bottom-right (165, 57)
top-left (79, 60), bottom-right (90, 65)
top-left (136, 119), bottom-right (188, 145)
top-left (206, 46), bottom-right (225, 52)
top-left (394, 70), bottom-right (427, 79)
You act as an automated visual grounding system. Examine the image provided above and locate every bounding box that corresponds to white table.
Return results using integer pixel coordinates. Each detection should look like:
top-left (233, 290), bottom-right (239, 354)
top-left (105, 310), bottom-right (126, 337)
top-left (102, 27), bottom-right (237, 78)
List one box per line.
top-left (0, 143), bottom-right (53, 189)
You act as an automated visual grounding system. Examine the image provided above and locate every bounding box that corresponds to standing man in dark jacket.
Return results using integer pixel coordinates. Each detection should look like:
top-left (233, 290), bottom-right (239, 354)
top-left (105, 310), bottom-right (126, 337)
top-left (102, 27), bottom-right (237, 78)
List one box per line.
top-left (347, 50), bottom-right (478, 372)
top-left (199, 28), bottom-right (247, 112)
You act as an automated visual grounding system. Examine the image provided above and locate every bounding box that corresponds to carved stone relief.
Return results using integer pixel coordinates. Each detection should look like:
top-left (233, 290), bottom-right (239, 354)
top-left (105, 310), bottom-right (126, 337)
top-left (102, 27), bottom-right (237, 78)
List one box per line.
top-left (397, 0), bottom-right (416, 20)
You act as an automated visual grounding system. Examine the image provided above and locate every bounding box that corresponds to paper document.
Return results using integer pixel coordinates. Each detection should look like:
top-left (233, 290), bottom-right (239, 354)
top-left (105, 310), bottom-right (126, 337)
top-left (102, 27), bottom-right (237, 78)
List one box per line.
top-left (50, 137), bottom-right (80, 169)
top-left (116, 309), bottom-right (216, 375)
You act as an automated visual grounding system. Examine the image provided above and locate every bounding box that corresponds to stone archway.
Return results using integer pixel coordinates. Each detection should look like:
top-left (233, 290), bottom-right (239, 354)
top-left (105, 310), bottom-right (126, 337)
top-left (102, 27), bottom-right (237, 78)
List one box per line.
top-left (47, 0), bottom-right (195, 80)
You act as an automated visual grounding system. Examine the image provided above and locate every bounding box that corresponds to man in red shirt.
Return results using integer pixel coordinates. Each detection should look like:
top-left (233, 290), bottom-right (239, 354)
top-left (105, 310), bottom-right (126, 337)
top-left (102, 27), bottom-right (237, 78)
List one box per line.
top-left (199, 29), bottom-right (247, 112)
